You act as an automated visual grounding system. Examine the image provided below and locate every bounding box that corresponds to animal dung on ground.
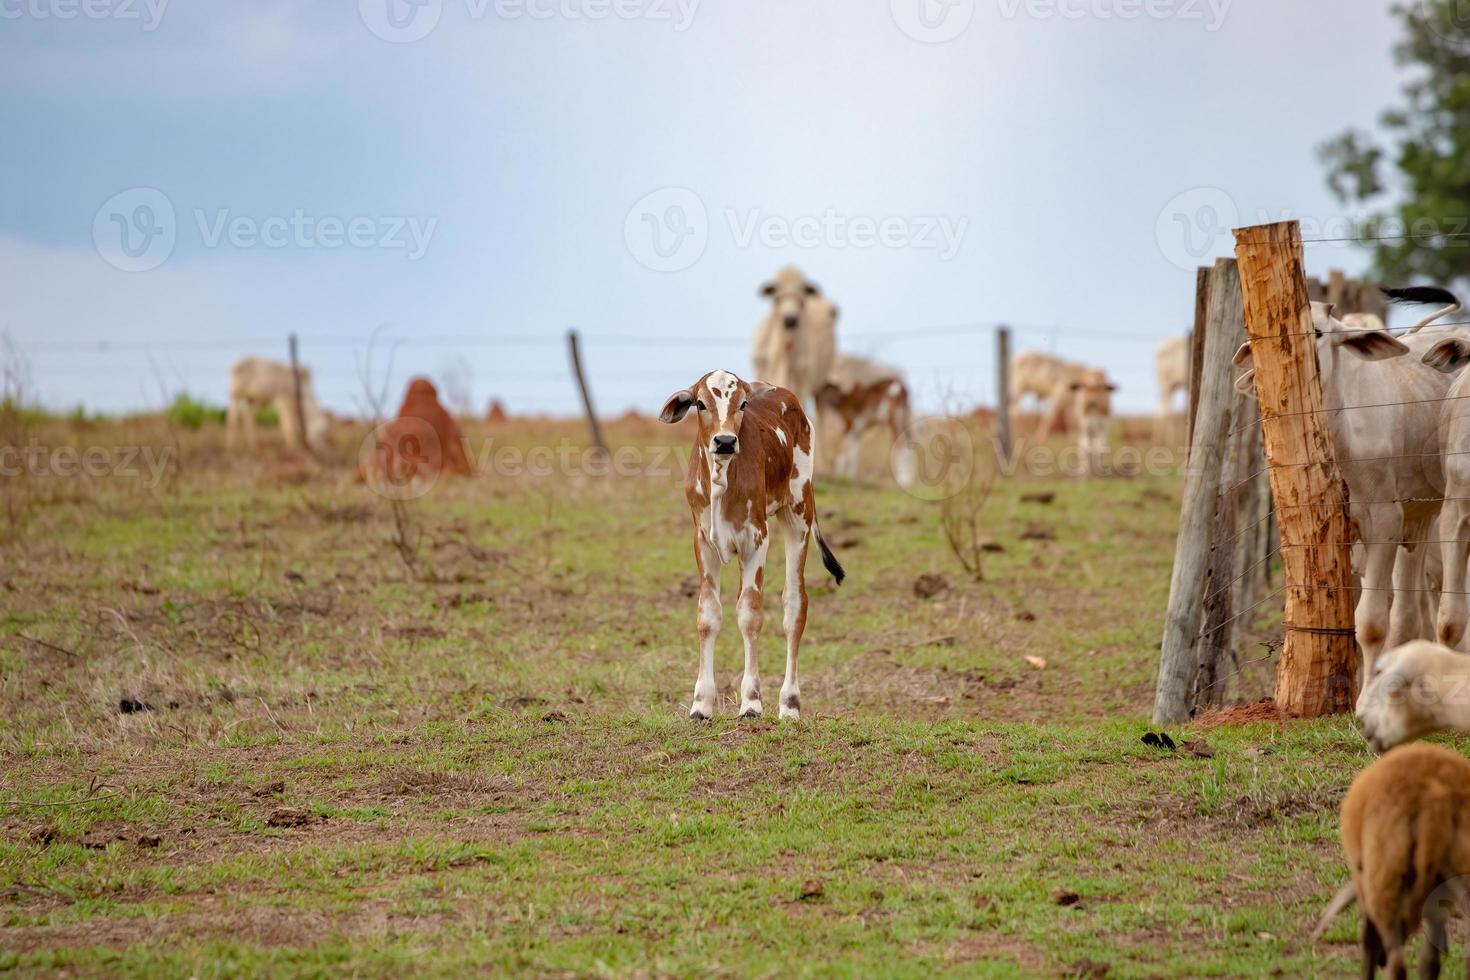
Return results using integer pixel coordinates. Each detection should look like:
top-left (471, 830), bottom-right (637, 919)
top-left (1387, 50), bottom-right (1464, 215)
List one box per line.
top-left (1050, 886), bottom-right (1081, 906)
top-left (118, 698), bottom-right (153, 714)
top-left (913, 573), bottom-right (949, 599)
top-left (1020, 491), bottom-right (1056, 505)
top-left (800, 879), bottom-right (825, 901)
top-left (1019, 522), bottom-right (1055, 541)
top-left (981, 541), bottom-right (1006, 554)
top-left (265, 808), bottom-right (320, 828)
top-left (1015, 610), bottom-right (1037, 622)
top-left (1179, 738), bottom-right (1214, 759)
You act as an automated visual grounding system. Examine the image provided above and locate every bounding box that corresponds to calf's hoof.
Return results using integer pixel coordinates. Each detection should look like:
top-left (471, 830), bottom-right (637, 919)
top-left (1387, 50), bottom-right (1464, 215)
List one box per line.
top-left (739, 699), bottom-right (763, 720)
top-left (779, 695), bottom-right (800, 721)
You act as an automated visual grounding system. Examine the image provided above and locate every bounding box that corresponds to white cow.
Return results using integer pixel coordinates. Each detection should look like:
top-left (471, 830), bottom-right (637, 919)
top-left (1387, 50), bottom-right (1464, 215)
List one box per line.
top-left (752, 266), bottom-right (837, 455)
top-left (227, 356), bottom-right (329, 451)
top-left (1233, 290), bottom-right (1461, 685)
top-left (1154, 334), bottom-right (1188, 434)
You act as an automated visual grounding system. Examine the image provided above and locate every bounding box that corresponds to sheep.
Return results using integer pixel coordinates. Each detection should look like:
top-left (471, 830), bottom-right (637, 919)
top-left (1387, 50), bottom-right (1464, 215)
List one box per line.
top-left (1312, 743), bottom-right (1470, 978)
top-left (1358, 641), bottom-right (1470, 754)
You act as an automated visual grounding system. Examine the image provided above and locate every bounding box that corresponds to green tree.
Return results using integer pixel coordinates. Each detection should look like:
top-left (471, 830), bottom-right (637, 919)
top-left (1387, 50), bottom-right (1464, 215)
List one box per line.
top-left (1320, 0), bottom-right (1470, 284)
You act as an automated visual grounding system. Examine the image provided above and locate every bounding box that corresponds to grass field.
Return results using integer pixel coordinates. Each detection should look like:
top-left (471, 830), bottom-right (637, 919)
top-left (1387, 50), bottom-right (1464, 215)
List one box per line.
top-left (0, 414), bottom-right (1455, 977)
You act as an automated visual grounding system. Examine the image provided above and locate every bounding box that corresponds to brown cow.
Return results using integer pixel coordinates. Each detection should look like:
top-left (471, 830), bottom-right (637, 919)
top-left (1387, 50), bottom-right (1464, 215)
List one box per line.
top-left (660, 369), bottom-right (845, 721)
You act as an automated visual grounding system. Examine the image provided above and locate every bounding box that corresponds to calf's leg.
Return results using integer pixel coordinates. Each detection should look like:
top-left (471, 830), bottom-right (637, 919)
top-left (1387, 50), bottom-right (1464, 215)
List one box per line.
top-left (1438, 496), bottom-right (1470, 650)
top-left (736, 539), bottom-right (768, 719)
top-left (779, 516), bottom-right (810, 721)
top-left (690, 537), bottom-right (722, 721)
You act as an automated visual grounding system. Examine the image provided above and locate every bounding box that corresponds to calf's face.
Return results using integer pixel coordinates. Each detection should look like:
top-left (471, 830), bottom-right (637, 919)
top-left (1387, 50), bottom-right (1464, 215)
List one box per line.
top-left (660, 370), bottom-right (753, 459)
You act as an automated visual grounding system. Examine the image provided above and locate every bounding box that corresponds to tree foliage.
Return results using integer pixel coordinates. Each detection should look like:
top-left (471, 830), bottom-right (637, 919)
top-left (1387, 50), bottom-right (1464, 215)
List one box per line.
top-left (1321, 1), bottom-right (1470, 283)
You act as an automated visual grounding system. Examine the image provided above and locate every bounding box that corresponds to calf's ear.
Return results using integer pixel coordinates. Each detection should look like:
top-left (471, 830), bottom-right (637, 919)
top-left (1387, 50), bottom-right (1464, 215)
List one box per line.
top-left (660, 390), bottom-right (695, 423)
top-left (1339, 330), bottom-right (1410, 360)
top-left (1423, 338), bottom-right (1470, 373)
top-left (1232, 342), bottom-right (1253, 368)
top-left (1234, 369), bottom-right (1256, 396)
top-left (759, 281), bottom-right (776, 298)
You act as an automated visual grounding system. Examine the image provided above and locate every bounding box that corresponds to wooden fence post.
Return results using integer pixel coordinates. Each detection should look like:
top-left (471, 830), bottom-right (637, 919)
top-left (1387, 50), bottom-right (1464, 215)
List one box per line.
top-left (1233, 221), bottom-right (1356, 717)
top-left (1153, 257), bottom-right (1246, 724)
top-left (567, 329), bottom-right (609, 458)
top-left (1186, 266), bottom-right (1211, 452)
top-left (289, 333), bottom-right (311, 453)
top-left (996, 326), bottom-right (1012, 460)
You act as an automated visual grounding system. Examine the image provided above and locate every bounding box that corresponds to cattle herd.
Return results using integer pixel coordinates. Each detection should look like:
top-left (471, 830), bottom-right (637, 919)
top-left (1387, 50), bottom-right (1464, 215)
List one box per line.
top-left (214, 272), bottom-right (1470, 975)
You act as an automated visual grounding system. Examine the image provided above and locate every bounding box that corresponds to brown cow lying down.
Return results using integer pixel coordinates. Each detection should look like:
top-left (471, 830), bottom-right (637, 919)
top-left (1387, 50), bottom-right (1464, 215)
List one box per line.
top-left (361, 377), bottom-right (472, 487)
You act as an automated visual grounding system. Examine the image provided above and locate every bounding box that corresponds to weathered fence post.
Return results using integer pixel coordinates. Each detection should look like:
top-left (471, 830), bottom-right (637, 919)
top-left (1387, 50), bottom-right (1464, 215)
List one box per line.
top-left (1186, 266), bottom-right (1211, 452)
top-left (996, 325), bottom-right (1012, 460)
top-left (1233, 221), bottom-right (1356, 717)
top-left (288, 333), bottom-right (311, 454)
top-left (567, 329), bottom-right (609, 459)
top-left (1153, 257), bottom-right (1246, 724)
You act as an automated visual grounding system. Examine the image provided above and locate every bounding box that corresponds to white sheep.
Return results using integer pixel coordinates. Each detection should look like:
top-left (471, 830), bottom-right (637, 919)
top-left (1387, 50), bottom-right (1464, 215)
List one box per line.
top-left (1357, 640), bottom-right (1470, 754)
top-left (1312, 742), bottom-right (1470, 978)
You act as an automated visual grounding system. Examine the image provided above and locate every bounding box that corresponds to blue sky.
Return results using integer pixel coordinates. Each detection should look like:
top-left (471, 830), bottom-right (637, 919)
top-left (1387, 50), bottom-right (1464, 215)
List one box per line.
top-left (0, 0), bottom-right (1406, 416)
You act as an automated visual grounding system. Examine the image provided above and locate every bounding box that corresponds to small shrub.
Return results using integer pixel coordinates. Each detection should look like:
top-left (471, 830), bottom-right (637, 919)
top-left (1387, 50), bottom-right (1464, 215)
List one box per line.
top-left (166, 394), bottom-right (227, 430)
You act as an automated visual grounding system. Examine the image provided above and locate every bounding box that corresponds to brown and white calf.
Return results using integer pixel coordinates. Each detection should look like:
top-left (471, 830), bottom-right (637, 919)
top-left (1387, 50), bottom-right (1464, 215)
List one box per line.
top-left (818, 354), bottom-right (917, 486)
top-left (660, 370), bottom-right (846, 721)
top-left (1070, 368), bottom-right (1116, 476)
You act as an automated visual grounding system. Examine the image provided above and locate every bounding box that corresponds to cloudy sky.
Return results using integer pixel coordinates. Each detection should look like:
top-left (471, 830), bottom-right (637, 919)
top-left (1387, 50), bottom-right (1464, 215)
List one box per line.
top-left (0, 0), bottom-right (1406, 416)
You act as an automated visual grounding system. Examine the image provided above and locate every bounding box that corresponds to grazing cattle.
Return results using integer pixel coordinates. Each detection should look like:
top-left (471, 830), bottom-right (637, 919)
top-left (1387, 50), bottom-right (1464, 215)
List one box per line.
top-left (1356, 641), bottom-right (1470, 753)
top-left (751, 266), bottom-right (837, 454)
top-left (659, 370), bottom-right (845, 722)
top-left (1233, 288), bottom-right (1462, 685)
top-left (362, 377), bottom-right (473, 486)
top-left (817, 354), bottom-right (916, 486)
top-left (1010, 350), bottom-right (1087, 437)
top-left (1154, 334), bottom-right (1188, 433)
top-left (1070, 368), bottom-right (1117, 476)
top-left (227, 356), bottom-right (329, 451)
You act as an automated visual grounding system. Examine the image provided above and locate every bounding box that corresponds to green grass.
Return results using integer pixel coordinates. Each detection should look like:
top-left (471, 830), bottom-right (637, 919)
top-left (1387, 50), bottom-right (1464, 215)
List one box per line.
top-left (0, 417), bottom-right (1447, 976)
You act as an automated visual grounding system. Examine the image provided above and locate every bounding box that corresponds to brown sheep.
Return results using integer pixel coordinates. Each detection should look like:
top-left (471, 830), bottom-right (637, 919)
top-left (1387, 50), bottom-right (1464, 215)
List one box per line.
top-left (1313, 743), bottom-right (1470, 978)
